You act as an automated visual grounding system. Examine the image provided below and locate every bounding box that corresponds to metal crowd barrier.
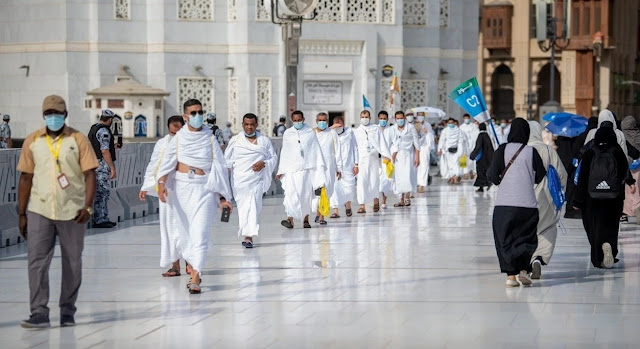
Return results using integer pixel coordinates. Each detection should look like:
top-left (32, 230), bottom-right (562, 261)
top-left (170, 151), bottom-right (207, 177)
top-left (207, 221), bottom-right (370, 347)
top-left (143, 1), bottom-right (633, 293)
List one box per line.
top-left (0, 137), bottom-right (283, 248)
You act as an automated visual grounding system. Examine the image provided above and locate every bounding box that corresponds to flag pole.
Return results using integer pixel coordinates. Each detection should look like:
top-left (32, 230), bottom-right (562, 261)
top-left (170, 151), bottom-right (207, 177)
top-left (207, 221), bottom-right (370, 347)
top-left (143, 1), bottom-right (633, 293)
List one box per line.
top-left (488, 119), bottom-right (500, 146)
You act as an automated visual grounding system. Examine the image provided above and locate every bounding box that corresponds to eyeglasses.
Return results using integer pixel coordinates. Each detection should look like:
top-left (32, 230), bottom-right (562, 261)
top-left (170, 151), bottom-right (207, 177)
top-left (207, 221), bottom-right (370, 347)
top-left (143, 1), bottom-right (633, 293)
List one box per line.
top-left (189, 110), bottom-right (205, 116)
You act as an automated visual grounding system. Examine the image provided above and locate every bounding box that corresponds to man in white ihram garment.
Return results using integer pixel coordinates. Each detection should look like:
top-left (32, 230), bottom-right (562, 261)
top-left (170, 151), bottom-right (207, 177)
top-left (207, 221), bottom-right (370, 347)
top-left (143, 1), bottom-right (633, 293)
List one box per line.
top-left (139, 115), bottom-right (186, 277)
top-left (329, 114), bottom-right (358, 218)
top-left (389, 111), bottom-right (420, 207)
top-left (225, 113), bottom-right (277, 249)
top-left (354, 110), bottom-right (392, 214)
top-left (438, 117), bottom-right (468, 185)
top-left (416, 112), bottom-right (435, 193)
top-left (378, 111), bottom-right (395, 209)
top-left (276, 110), bottom-right (327, 229)
top-left (459, 113), bottom-right (480, 180)
top-left (156, 99), bottom-right (233, 294)
top-left (311, 112), bottom-right (342, 225)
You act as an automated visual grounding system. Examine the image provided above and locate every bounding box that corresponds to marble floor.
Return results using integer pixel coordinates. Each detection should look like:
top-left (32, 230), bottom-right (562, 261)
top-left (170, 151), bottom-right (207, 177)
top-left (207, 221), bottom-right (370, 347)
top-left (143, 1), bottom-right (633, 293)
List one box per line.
top-left (2, 179), bottom-right (640, 349)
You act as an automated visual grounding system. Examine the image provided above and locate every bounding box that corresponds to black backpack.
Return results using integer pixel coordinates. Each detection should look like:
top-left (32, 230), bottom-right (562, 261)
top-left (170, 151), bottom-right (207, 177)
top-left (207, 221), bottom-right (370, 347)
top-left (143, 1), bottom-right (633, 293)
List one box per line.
top-left (588, 146), bottom-right (619, 199)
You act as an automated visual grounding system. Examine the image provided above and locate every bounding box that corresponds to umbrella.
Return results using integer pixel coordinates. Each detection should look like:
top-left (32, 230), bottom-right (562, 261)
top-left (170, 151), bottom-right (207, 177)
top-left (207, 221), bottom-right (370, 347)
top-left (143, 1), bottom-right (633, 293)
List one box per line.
top-left (410, 106), bottom-right (446, 118)
top-left (544, 113), bottom-right (588, 138)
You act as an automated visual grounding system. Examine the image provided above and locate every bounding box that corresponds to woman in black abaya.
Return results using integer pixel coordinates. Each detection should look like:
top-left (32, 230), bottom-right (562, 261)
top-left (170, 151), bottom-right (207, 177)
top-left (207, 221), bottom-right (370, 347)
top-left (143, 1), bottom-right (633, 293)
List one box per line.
top-left (470, 123), bottom-right (494, 192)
top-left (573, 126), bottom-right (636, 268)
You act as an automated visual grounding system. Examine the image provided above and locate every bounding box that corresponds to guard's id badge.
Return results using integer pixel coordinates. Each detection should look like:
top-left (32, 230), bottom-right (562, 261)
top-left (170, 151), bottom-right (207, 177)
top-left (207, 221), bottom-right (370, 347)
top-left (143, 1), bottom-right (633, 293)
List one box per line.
top-left (57, 174), bottom-right (70, 189)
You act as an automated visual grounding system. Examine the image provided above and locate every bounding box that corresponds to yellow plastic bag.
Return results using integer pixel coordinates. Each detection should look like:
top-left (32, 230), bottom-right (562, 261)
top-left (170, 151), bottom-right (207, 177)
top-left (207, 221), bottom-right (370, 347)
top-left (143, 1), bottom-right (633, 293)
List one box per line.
top-left (459, 155), bottom-right (467, 169)
top-left (318, 187), bottom-right (330, 217)
top-left (382, 158), bottom-right (395, 178)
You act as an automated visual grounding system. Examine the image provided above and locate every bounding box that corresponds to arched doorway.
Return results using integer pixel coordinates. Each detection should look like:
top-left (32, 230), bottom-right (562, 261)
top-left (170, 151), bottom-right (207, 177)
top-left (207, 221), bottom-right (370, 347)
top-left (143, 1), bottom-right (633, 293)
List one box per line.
top-left (111, 115), bottom-right (123, 136)
top-left (491, 64), bottom-right (515, 119)
top-left (134, 115), bottom-right (147, 137)
top-left (537, 63), bottom-right (561, 106)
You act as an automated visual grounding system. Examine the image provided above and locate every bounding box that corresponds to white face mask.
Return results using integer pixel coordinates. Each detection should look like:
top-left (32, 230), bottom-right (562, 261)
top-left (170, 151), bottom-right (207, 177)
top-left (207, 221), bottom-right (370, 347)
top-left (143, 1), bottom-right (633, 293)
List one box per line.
top-left (335, 126), bottom-right (344, 134)
top-left (360, 118), bottom-right (370, 126)
top-left (407, 116), bottom-right (415, 123)
top-left (417, 116), bottom-right (425, 123)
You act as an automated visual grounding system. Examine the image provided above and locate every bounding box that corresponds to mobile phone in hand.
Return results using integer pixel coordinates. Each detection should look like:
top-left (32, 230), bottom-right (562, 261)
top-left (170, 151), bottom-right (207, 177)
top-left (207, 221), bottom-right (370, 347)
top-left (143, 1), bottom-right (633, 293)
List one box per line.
top-left (117, 136), bottom-right (123, 147)
top-left (221, 206), bottom-right (231, 222)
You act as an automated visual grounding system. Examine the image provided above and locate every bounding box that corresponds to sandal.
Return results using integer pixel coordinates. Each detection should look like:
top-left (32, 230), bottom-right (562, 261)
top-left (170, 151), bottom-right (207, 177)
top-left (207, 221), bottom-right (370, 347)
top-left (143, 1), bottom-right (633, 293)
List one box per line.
top-left (281, 219), bottom-right (294, 229)
top-left (162, 268), bottom-right (181, 277)
top-left (188, 282), bottom-right (201, 294)
top-left (330, 213), bottom-right (340, 219)
top-left (318, 220), bottom-right (327, 225)
top-left (186, 277), bottom-right (203, 289)
top-left (393, 202), bottom-right (405, 207)
top-left (242, 241), bottom-right (254, 248)
top-left (314, 216), bottom-right (319, 223)
top-left (303, 221), bottom-right (311, 229)
top-left (357, 208), bottom-right (366, 214)
top-left (404, 200), bottom-right (411, 207)
top-left (373, 203), bottom-right (380, 212)
top-left (346, 209), bottom-right (352, 217)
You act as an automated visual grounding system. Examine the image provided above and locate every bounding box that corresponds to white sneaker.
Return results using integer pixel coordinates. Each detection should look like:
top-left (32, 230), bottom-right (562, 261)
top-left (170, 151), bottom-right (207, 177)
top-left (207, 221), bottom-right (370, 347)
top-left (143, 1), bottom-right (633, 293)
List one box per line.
top-left (602, 243), bottom-right (614, 269)
top-left (516, 271), bottom-right (532, 286)
top-left (531, 259), bottom-right (542, 280)
top-left (505, 279), bottom-right (519, 288)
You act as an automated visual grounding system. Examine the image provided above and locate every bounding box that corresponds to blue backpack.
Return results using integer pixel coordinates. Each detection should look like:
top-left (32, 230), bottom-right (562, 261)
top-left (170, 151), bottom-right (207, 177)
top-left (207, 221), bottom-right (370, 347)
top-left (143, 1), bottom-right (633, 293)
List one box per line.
top-left (545, 147), bottom-right (566, 212)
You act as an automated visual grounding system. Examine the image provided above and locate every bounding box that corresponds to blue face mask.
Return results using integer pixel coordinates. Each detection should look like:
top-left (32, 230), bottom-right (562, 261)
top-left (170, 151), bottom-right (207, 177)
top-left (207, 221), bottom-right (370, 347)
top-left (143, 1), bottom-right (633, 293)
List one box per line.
top-left (244, 131), bottom-right (256, 137)
top-left (293, 121), bottom-right (304, 130)
top-left (448, 124), bottom-right (455, 129)
top-left (45, 114), bottom-right (66, 131)
top-left (397, 119), bottom-right (406, 127)
top-left (317, 121), bottom-right (328, 130)
top-left (189, 114), bottom-right (204, 129)
top-left (379, 120), bottom-right (388, 127)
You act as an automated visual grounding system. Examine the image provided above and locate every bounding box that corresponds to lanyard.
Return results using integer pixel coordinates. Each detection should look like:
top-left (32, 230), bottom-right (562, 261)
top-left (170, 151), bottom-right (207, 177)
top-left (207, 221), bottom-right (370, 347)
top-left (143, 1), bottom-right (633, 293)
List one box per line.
top-left (45, 134), bottom-right (64, 173)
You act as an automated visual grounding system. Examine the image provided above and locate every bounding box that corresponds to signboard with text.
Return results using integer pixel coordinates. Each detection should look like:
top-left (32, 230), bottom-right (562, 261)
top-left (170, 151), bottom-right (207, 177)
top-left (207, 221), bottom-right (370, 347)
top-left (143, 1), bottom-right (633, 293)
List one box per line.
top-left (303, 81), bottom-right (343, 105)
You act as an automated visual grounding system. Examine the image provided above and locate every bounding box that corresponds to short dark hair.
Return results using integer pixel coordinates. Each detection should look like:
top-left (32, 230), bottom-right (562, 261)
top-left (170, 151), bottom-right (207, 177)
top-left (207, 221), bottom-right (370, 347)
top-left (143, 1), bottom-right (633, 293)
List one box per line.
top-left (291, 110), bottom-right (304, 119)
top-left (316, 112), bottom-right (329, 119)
top-left (463, 113), bottom-right (471, 118)
top-left (183, 99), bottom-right (202, 113)
top-left (333, 115), bottom-right (344, 123)
top-left (448, 118), bottom-right (456, 123)
top-left (279, 116), bottom-right (286, 122)
top-left (378, 111), bottom-right (388, 118)
top-left (100, 116), bottom-right (112, 122)
top-left (395, 111), bottom-right (404, 117)
top-left (360, 110), bottom-right (371, 117)
top-left (243, 113), bottom-right (258, 123)
top-left (167, 115), bottom-right (185, 128)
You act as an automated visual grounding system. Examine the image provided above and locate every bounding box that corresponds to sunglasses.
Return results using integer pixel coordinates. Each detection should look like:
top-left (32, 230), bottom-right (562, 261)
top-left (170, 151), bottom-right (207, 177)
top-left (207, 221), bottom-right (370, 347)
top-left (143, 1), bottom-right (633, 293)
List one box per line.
top-left (189, 110), bottom-right (205, 116)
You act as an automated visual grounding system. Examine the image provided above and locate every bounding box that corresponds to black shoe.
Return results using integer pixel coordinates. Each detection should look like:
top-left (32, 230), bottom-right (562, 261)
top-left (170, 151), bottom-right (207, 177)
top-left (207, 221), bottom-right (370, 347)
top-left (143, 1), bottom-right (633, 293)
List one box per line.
top-left (242, 241), bottom-right (253, 249)
top-left (107, 221), bottom-right (117, 227)
top-left (281, 219), bottom-right (293, 229)
top-left (20, 314), bottom-right (51, 329)
top-left (428, 175), bottom-right (433, 186)
top-left (476, 187), bottom-right (484, 193)
top-left (60, 315), bottom-right (75, 327)
top-left (93, 222), bottom-right (115, 228)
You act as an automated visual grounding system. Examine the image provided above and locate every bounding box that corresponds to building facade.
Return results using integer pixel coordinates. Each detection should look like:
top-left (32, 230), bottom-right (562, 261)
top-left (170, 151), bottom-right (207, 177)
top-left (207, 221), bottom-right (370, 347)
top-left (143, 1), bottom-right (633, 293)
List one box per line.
top-left (0, 0), bottom-right (479, 139)
top-left (478, 0), bottom-right (640, 121)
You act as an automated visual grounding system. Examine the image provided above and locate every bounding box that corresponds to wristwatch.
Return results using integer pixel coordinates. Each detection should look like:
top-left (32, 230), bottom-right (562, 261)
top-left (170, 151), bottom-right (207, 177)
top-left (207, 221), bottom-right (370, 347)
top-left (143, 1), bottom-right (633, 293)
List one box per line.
top-left (84, 206), bottom-right (94, 215)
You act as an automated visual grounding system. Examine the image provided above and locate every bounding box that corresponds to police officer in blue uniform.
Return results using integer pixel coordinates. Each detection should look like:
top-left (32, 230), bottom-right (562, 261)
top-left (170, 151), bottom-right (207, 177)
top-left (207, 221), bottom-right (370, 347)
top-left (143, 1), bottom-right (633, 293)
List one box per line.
top-left (88, 110), bottom-right (118, 228)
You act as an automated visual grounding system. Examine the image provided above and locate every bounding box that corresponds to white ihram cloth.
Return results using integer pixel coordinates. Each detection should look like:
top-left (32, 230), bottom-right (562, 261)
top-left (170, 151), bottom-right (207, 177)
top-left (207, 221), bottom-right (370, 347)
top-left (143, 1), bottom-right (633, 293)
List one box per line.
top-left (389, 124), bottom-right (420, 194)
top-left (528, 121), bottom-right (568, 265)
top-left (379, 126), bottom-right (395, 196)
top-left (312, 129), bottom-right (343, 212)
top-left (438, 126), bottom-right (468, 179)
top-left (416, 123), bottom-right (435, 187)
top-left (155, 127), bottom-right (232, 273)
top-left (277, 124), bottom-right (326, 220)
top-left (330, 127), bottom-right (358, 207)
top-left (225, 132), bottom-right (277, 237)
top-left (459, 122), bottom-right (479, 174)
top-left (140, 134), bottom-right (183, 268)
top-left (354, 124), bottom-right (391, 205)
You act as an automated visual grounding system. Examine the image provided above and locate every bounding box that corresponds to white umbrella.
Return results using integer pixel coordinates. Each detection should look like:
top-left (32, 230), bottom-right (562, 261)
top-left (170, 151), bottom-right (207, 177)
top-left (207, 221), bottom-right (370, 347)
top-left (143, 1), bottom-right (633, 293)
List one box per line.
top-left (410, 106), bottom-right (446, 118)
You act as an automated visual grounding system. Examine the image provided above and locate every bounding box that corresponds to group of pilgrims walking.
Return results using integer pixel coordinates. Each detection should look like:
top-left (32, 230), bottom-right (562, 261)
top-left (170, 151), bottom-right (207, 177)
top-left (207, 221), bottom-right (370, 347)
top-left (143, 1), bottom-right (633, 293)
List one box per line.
top-left (138, 98), bottom-right (637, 293)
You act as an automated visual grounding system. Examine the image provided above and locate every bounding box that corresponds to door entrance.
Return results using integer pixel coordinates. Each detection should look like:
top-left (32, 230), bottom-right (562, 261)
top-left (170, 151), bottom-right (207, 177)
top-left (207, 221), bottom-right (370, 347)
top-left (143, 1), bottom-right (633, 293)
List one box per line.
top-left (328, 111), bottom-right (344, 126)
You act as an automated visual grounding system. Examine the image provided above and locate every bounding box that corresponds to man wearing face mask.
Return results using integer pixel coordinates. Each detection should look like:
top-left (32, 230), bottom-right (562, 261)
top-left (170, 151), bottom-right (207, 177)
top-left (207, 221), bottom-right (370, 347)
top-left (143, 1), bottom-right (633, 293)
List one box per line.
top-left (276, 110), bottom-right (327, 229)
top-left (88, 109), bottom-right (118, 228)
top-left (329, 115), bottom-right (358, 217)
top-left (378, 111), bottom-right (395, 208)
top-left (312, 112), bottom-right (342, 225)
top-left (353, 110), bottom-right (392, 213)
top-left (438, 118), bottom-right (468, 184)
top-left (459, 113), bottom-right (480, 180)
top-left (156, 99), bottom-right (233, 294)
top-left (388, 111), bottom-right (420, 206)
top-left (416, 112), bottom-right (435, 193)
top-left (497, 119), bottom-right (511, 145)
top-left (17, 95), bottom-right (98, 328)
top-left (225, 113), bottom-right (278, 248)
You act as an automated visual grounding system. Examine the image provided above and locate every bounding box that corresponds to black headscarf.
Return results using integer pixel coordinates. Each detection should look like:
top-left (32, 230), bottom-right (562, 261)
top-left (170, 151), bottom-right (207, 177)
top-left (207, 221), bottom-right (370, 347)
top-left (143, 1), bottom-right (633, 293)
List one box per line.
top-left (479, 123), bottom-right (487, 131)
top-left (594, 126), bottom-right (618, 147)
top-left (600, 121), bottom-right (614, 129)
top-left (507, 118), bottom-right (530, 144)
top-left (586, 117), bottom-right (598, 132)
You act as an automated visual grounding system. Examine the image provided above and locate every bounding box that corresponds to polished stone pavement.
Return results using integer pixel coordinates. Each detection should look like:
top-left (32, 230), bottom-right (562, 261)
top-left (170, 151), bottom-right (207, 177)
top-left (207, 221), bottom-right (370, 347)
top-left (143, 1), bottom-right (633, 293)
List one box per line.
top-left (2, 179), bottom-right (640, 348)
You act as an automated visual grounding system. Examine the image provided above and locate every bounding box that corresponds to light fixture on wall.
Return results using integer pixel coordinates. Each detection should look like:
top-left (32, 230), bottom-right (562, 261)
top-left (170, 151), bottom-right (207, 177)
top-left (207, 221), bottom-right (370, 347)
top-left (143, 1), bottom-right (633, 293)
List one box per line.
top-left (194, 65), bottom-right (203, 74)
top-left (439, 68), bottom-right (449, 77)
top-left (225, 66), bottom-right (234, 76)
top-left (120, 65), bottom-right (130, 75)
top-left (19, 65), bottom-right (29, 77)
top-left (409, 67), bottom-right (418, 75)
top-left (368, 68), bottom-right (377, 75)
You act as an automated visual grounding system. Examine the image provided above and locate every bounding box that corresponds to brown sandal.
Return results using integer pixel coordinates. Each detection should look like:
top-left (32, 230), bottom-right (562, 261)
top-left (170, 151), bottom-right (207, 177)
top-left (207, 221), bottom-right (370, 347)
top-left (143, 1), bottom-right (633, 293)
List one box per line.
top-left (373, 203), bottom-right (380, 212)
top-left (346, 209), bottom-right (353, 217)
top-left (357, 208), bottom-right (366, 214)
top-left (162, 268), bottom-right (181, 277)
top-left (188, 282), bottom-right (201, 294)
top-left (393, 202), bottom-right (405, 207)
top-left (330, 213), bottom-right (340, 219)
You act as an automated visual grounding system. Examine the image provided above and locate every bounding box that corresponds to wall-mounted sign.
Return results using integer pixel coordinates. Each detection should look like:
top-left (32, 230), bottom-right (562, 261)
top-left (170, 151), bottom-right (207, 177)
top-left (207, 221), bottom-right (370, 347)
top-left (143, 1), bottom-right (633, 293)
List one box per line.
top-left (382, 65), bottom-right (394, 77)
top-left (303, 81), bottom-right (343, 105)
top-left (124, 111), bottom-right (133, 120)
